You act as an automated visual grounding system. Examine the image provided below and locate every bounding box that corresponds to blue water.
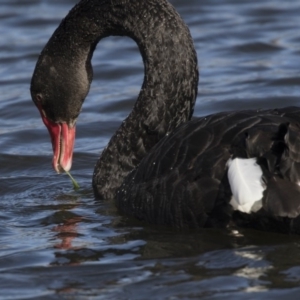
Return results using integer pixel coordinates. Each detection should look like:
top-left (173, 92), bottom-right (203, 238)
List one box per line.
top-left (1, 0), bottom-right (300, 299)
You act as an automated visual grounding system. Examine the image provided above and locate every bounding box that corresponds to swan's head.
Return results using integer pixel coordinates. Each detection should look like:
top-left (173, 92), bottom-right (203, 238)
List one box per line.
top-left (30, 53), bottom-right (92, 173)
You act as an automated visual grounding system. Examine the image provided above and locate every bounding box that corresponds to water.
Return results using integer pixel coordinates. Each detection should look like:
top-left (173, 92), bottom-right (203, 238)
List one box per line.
top-left (1, 0), bottom-right (300, 299)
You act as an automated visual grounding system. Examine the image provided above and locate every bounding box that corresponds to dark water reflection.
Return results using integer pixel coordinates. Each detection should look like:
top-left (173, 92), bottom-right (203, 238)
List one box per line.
top-left (1, 0), bottom-right (300, 299)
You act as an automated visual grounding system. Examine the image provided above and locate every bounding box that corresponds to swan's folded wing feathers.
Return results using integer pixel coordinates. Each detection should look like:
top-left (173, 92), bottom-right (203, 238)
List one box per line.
top-left (284, 122), bottom-right (300, 162)
top-left (263, 176), bottom-right (300, 218)
top-left (245, 127), bottom-right (275, 157)
top-left (117, 167), bottom-right (230, 228)
top-left (227, 158), bottom-right (265, 213)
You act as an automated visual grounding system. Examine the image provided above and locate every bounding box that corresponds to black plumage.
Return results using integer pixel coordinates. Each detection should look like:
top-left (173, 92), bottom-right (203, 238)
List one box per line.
top-left (116, 108), bottom-right (300, 230)
top-left (30, 0), bottom-right (300, 233)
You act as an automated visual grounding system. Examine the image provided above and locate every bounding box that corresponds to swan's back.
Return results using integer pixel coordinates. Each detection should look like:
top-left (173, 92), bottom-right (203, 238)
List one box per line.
top-left (117, 106), bottom-right (300, 232)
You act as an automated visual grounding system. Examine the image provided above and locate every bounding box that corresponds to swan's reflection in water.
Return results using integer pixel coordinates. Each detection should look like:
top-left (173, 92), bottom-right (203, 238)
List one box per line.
top-left (49, 196), bottom-right (85, 265)
top-left (53, 214), bottom-right (82, 250)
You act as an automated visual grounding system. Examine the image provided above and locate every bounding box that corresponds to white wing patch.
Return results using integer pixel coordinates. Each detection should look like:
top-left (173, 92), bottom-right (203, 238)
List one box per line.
top-left (227, 158), bottom-right (265, 213)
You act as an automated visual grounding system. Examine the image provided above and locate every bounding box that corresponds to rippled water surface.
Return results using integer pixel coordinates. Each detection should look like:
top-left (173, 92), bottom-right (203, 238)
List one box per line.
top-left (1, 0), bottom-right (300, 299)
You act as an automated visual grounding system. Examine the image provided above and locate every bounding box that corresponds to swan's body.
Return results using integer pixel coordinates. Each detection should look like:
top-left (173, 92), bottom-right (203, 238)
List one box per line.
top-left (31, 0), bottom-right (300, 233)
top-left (117, 107), bottom-right (300, 230)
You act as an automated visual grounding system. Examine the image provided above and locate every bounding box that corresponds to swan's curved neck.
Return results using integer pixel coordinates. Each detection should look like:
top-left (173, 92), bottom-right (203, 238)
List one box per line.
top-left (45, 0), bottom-right (199, 198)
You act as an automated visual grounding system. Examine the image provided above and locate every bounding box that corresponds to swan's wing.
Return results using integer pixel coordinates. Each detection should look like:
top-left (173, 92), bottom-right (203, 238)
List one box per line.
top-left (117, 107), bottom-right (300, 229)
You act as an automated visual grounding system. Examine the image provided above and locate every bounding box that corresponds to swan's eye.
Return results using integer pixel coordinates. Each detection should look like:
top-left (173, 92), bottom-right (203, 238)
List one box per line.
top-left (35, 93), bottom-right (45, 105)
top-left (36, 93), bottom-right (43, 104)
top-left (34, 94), bottom-right (47, 118)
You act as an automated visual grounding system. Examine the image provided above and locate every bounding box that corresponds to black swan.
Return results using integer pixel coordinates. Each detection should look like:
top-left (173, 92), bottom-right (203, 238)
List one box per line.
top-left (31, 0), bottom-right (300, 233)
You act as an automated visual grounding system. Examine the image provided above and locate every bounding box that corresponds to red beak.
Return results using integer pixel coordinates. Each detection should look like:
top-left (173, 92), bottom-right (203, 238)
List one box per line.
top-left (38, 108), bottom-right (75, 173)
